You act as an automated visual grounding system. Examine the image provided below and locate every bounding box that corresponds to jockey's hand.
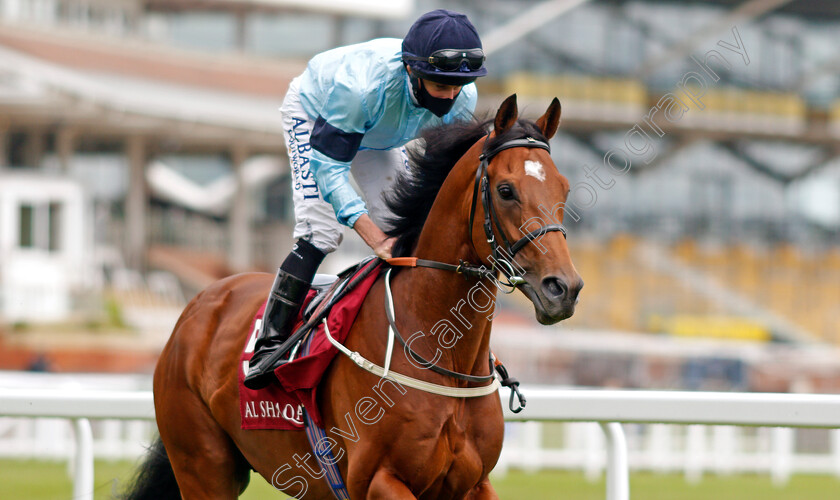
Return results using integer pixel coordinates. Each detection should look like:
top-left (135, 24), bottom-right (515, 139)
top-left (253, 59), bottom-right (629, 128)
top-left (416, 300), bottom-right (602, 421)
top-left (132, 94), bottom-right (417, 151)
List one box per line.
top-left (373, 237), bottom-right (397, 260)
top-left (353, 214), bottom-right (397, 259)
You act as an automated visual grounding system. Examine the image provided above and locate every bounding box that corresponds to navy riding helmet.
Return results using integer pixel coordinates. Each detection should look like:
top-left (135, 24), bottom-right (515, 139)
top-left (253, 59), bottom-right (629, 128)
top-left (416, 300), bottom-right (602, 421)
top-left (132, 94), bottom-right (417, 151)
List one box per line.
top-left (401, 9), bottom-right (487, 87)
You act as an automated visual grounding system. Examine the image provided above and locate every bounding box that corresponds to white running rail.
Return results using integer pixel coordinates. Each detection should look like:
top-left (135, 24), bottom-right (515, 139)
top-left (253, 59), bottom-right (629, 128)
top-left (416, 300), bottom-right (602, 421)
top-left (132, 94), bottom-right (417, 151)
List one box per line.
top-left (2, 387), bottom-right (840, 500)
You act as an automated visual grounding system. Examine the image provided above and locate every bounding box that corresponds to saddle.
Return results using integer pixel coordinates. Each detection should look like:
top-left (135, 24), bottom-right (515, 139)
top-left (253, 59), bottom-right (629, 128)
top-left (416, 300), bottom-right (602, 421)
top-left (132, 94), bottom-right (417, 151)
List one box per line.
top-left (296, 256), bottom-right (381, 351)
top-left (239, 257), bottom-right (383, 430)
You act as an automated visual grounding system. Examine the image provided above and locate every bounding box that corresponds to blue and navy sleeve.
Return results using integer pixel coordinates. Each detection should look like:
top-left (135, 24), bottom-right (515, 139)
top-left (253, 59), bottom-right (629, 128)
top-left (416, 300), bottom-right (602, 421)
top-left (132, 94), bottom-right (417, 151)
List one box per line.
top-left (309, 78), bottom-right (371, 227)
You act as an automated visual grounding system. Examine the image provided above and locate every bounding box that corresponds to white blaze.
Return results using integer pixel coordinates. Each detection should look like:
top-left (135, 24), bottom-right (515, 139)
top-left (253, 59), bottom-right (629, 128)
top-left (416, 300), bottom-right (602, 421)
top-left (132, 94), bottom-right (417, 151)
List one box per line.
top-left (524, 160), bottom-right (545, 181)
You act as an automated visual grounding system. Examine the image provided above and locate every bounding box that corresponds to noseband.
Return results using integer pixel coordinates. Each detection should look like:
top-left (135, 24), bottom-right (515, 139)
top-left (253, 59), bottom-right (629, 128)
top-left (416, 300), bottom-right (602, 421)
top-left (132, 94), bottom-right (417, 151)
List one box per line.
top-left (467, 135), bottom-right (567, 293)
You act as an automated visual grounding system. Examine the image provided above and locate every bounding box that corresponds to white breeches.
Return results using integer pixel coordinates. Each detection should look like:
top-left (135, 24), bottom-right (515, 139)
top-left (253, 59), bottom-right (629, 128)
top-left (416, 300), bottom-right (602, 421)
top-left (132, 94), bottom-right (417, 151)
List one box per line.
top-left (280, 78), bottom-right (408, 254)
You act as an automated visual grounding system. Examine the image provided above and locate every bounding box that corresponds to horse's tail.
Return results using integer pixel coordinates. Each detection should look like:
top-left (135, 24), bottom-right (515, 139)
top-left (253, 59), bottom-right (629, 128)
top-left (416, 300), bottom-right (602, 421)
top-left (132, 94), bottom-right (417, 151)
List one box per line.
top-left (120, 436), bottom-right (180, 500)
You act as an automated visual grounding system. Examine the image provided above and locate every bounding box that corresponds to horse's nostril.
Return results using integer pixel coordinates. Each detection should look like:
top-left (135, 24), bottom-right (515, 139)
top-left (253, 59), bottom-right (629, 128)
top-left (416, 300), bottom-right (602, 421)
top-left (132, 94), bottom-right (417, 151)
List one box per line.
top-left (542, 277), bottom-right (567, 299)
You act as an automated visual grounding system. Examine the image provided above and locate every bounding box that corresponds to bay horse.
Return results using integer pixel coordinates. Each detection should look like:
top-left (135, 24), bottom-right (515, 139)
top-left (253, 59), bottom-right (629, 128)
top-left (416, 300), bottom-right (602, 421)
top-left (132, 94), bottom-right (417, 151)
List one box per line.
top-left (124, 94), bottom-right (582, 499)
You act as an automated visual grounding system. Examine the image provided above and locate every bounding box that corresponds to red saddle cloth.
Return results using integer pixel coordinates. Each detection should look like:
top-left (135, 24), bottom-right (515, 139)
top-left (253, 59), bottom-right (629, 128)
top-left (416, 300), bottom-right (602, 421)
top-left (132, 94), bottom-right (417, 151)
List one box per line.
top-left (238, 263), bottom-right (382, 430)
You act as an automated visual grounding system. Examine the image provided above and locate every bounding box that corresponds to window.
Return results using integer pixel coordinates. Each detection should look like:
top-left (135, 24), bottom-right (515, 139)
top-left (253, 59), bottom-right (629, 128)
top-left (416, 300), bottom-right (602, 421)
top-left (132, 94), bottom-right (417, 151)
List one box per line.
top-left (19, 205), bottom-right (34, 248)
top-left (48, 202), bottom-right (62, 252)
top-left (17, 201), bottom-right (63, 252)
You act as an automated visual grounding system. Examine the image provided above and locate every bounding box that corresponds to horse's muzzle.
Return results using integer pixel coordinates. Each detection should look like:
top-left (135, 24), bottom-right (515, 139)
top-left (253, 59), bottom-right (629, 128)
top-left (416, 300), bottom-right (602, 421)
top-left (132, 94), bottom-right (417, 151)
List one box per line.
top-left (521, 274), bottom-right (583, 324)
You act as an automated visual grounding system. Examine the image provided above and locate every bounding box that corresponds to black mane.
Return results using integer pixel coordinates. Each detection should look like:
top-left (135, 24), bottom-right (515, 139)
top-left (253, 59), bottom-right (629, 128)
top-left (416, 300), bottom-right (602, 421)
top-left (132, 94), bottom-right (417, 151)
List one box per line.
top-left (384, 117), bottom-right (548, 257)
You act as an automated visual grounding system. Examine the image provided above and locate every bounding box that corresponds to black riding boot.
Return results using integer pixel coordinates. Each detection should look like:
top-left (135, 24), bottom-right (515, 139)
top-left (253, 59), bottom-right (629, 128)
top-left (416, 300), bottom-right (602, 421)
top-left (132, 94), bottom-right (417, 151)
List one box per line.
top-left (243, 269), bottom-right (311, 389)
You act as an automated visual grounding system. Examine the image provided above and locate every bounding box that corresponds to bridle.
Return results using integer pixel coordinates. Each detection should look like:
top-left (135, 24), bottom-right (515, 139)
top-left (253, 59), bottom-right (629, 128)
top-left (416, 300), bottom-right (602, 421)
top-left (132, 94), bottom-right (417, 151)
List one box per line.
top-left (468, 134), bottom-right (567, 293)
top-left (378, 133), bottom-right (568, 411)
top-left (389, 133), bottom-right (567, 294)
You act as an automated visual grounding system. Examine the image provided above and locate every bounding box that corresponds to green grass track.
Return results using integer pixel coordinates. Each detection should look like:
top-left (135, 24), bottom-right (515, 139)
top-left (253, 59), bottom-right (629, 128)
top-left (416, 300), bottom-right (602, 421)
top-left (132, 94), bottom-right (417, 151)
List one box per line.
top-left (1, 460), bottom-right (837, 499)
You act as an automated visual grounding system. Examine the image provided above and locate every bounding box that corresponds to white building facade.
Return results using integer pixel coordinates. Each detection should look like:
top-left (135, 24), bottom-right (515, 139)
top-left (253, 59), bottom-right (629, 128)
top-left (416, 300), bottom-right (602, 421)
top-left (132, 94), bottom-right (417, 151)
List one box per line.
top-left (0, 171), bottom-right (94, 322)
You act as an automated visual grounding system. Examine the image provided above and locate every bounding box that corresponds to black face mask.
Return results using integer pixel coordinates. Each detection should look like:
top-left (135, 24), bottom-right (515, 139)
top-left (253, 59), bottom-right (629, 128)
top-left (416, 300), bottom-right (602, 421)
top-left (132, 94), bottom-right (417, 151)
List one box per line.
top-left (411, 77), bottom-right (458, 117)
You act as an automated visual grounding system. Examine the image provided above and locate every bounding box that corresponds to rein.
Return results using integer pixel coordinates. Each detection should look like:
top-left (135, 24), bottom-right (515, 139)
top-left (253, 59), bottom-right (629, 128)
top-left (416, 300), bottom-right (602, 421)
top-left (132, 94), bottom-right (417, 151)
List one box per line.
top-left (322, 269), bottom-right (502, 400)
top-left (323, 272), bottom-right (503, 398)
top-left (383, 269), bottom-right (495, 384)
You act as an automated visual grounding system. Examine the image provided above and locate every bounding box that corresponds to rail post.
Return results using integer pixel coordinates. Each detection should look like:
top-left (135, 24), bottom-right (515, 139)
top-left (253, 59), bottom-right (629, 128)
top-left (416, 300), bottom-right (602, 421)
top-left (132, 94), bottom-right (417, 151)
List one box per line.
top-left (72, 418), bottom-right (94, 500)
top-left (599, 422), bottom-right (629, 500)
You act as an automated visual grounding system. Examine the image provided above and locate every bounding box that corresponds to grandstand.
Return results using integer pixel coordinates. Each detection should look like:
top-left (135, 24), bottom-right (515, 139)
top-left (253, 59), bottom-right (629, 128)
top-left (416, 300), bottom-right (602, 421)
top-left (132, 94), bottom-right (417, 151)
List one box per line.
top-left (549, 236), bottom-right (840, 344)
top-left (0, 0), bottom-right (838, 386)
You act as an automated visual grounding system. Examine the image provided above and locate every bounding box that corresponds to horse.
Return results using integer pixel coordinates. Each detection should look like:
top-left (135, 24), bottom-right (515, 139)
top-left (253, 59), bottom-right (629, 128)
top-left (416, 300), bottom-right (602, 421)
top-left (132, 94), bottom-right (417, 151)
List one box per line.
top-left (124, 94), bottom-right (582, 500)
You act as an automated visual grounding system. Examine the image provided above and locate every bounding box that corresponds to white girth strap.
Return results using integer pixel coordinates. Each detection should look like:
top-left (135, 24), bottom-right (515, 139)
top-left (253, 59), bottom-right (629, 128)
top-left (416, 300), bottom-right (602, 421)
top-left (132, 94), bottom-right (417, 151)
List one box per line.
top-left (322, 318), bottom-right (501, 398)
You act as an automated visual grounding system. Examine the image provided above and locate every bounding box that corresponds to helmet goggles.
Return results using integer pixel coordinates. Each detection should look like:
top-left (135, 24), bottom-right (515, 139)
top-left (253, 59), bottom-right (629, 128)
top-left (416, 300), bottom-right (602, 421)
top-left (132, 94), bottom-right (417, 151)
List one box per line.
top-left (404, 48), bottom-right (485, 72)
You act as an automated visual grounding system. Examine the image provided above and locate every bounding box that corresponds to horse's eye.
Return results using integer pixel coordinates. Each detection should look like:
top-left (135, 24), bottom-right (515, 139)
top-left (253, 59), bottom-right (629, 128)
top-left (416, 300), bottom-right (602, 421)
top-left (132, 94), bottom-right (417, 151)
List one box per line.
top-left (497, 184), bottom-right (515, 200)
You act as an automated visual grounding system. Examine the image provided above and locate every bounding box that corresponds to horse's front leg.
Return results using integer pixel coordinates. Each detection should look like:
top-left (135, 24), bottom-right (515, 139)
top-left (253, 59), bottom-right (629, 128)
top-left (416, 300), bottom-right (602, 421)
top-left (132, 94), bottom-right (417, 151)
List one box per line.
top-left (364, 468), bottom-right (417, 500)
top-left (466, 478), bottom-right (500, 500)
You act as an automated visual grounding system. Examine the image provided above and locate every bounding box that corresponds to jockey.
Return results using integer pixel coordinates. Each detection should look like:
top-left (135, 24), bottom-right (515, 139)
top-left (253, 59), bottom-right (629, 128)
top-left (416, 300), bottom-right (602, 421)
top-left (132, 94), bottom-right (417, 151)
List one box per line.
top-left (245, 9), bottom-right (487, 389)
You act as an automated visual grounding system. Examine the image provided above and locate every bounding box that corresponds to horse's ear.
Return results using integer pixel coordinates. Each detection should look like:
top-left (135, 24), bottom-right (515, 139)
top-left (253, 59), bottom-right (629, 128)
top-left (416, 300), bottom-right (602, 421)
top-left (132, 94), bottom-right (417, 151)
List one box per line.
top-left (494, 94), bottom-right (519, 136)
top-left (536, 98), bottom-right (562, 140)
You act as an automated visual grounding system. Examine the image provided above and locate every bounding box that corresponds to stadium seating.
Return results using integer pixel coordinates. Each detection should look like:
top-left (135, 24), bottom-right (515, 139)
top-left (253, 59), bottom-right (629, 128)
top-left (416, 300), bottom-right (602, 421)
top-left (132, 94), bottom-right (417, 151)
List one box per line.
top-left (534, 236), bottom-right (838, 345)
